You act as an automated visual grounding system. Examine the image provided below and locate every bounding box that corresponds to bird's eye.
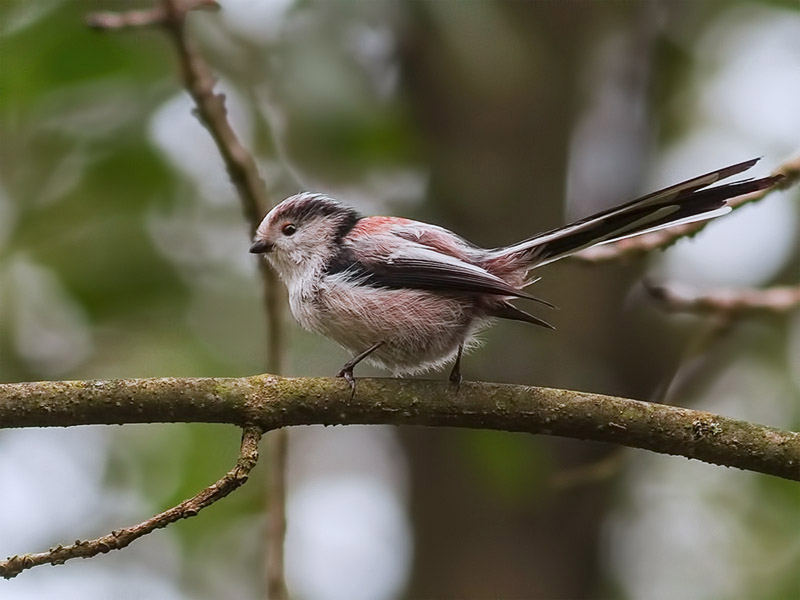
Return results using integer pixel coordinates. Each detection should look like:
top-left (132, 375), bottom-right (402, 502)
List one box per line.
top-left (281, 223), bottom-right (297, 236)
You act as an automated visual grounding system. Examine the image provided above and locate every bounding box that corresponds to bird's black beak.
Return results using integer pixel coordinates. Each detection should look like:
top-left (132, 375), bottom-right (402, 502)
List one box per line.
top-left (249, 239), bottom-right (273, 254)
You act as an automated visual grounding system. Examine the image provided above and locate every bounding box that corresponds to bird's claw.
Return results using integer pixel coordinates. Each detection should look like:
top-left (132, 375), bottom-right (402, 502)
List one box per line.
top-left (337, 366), bottom-right (357, 399)
top-left (449, 367), bottom-right (462, 393)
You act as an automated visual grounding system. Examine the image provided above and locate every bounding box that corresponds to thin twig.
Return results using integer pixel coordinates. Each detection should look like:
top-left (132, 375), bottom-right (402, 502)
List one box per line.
top-left (548, 313), bottom-right (735, 492)
top-left (90, 1), bottom-right (290, 595)
top-left (154, 2), bottom-right (290, 596)
top-left (0, 426), bottom-right (262, 580)
top-left (655, 317), bottom-right (735, 408)
top-left (551, 448), bottom-right (627, 492)
top-left (86, 0), bottom-right (219, 30)
top-left (157, 0), bottom-right (269, 228)
top-left (548, 300), bottom-right (749, 493)
top-left (646, 281), bottom-right (800, 316)
top-left (573, 154), bottom-right (800, 263)
top-left (266, 429), bottom-right (289, 599)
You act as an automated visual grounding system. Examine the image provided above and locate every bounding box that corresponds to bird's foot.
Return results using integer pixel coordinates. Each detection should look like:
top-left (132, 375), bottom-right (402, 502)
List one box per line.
top-left (336, 341), bottom-right (384, 400)
top-left (337, 365), bottom-right (357, 400)
top-left (448, 365), bottom-right (462, 393)
top-left (449, 344), bottom-right (464, 392)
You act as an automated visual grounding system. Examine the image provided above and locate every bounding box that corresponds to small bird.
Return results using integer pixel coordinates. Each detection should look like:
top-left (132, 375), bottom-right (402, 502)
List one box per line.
top-left (250, 158), bottom-right (781, 390)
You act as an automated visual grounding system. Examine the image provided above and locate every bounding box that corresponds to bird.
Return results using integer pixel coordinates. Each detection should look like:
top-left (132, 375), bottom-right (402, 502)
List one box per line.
top-left (249, 158), bottom-right (782, 391)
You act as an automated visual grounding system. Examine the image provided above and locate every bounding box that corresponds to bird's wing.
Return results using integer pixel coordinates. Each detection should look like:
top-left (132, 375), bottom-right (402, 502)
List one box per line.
top-left (328, 233), bottom-right (546, 302)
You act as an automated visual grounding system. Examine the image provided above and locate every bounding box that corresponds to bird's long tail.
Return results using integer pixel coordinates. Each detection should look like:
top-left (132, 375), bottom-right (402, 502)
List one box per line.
top-left (486, 158), bottom-right (783, 277)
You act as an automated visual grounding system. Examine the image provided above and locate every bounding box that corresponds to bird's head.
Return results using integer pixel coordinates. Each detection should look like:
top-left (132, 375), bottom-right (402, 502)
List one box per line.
top-left (250, 192), bottom-right (361, 284)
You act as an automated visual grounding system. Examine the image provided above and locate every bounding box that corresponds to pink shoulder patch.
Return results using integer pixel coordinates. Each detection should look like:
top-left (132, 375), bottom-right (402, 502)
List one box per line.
top-left (352, 216), bottom-right (472, 261)
top-left (352, 216), bottom-right (414, 234)
top-left (413, 229), bottom-right (470, 259)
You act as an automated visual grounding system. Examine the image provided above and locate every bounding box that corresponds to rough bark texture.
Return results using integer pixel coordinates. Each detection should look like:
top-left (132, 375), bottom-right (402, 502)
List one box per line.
top-left (2, 375), bottom-right (798, 481)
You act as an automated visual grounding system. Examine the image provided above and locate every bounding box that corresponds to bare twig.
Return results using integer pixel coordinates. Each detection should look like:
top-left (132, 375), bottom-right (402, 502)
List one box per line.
top-left (90, 1), bottom-right (290, 595)
top-left (157, 0), bottom-right (270, 228)
top-left (154, 2), bottom-right (291, 596)
top-left (573, 154), bottom-right (800, 263)
top-left (86, 0), bottom-right (219, 30)
top-left (551, 448), bottom-right (627, 492)
top-left (548, 315), bottom-right (735, 492)
top-left (547, 303), bottom-right (744, 493)
top-left (266, 429), bottom-right (289, 599)
top-left (646, 281), bottom-right (800, 316)
top-left (0, 426), bottom-right (262, 580)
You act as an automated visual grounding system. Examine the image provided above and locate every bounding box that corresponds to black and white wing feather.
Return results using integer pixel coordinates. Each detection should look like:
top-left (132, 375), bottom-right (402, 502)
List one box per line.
top-left (328, 243), bottom-right (539, 300)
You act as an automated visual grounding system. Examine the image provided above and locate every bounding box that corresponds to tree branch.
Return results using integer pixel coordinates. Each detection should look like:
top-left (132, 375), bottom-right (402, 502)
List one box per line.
top-left (0, 426), bottom-right (262, 579)
top-left (155, 0), bottom-right (270, 229)
top-left (1, 376), bottom-right (798, 481)
top-left (265, 427), bottom-right (289, 599)
top-left (85, 0), bottom-right (219, 31)
top-left (573, 154), bottom-right (800, 263)
top-left (646, 281), bottom-right (800, 316)
top-left (150, 2), bottom-right (291, 596)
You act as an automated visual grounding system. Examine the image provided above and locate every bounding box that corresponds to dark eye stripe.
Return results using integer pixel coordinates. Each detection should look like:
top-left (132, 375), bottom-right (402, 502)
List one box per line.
top-left (270, 194), bottom-right (362, 242)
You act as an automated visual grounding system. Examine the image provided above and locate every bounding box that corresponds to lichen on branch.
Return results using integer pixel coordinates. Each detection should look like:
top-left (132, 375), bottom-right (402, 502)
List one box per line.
top-left (1, 375), bottom-right (799, 481)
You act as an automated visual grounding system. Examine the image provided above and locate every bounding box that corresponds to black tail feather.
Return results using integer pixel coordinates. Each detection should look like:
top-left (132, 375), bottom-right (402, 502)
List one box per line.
top-left (494, 158), bottom-right (783, 269)
top-left (492, 302), bottom-right (555, 329)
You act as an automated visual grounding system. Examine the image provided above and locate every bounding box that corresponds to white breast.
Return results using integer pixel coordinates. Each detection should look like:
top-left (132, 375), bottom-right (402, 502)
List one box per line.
top-left (288, 272), bottom-right (482, 375)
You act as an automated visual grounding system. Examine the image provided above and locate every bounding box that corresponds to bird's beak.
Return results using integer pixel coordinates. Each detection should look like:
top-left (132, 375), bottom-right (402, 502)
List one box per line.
top-left (249, 239), bottom-right (273, 254)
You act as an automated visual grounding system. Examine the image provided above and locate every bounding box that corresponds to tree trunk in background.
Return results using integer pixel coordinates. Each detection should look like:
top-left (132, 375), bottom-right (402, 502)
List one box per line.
top-left (396, 2), bottom-right (664, 596)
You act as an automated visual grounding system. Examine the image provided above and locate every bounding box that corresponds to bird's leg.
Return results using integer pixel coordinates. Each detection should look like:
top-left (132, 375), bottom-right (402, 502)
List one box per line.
top-left (337, 341), bottom-right (385, 398)
top-left (449, 343), bottom-right (464, 391)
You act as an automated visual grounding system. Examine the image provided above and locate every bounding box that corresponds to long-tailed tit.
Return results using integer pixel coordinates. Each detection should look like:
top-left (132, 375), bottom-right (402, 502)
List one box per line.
top-left (250, 158), bottom-right (782, 389)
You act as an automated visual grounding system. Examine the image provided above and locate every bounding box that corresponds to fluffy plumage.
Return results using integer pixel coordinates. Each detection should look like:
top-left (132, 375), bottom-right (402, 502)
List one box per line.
top-left (250, 159), bottom-right (782, 379)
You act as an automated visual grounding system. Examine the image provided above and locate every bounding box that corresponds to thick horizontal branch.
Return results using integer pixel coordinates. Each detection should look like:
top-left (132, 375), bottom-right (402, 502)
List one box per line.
top-left (1, 376), bottom-right (798, 481)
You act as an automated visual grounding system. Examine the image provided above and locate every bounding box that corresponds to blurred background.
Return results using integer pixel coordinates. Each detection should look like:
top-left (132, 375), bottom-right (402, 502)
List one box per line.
top-left (1, 0), bottom-right (799, 598)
